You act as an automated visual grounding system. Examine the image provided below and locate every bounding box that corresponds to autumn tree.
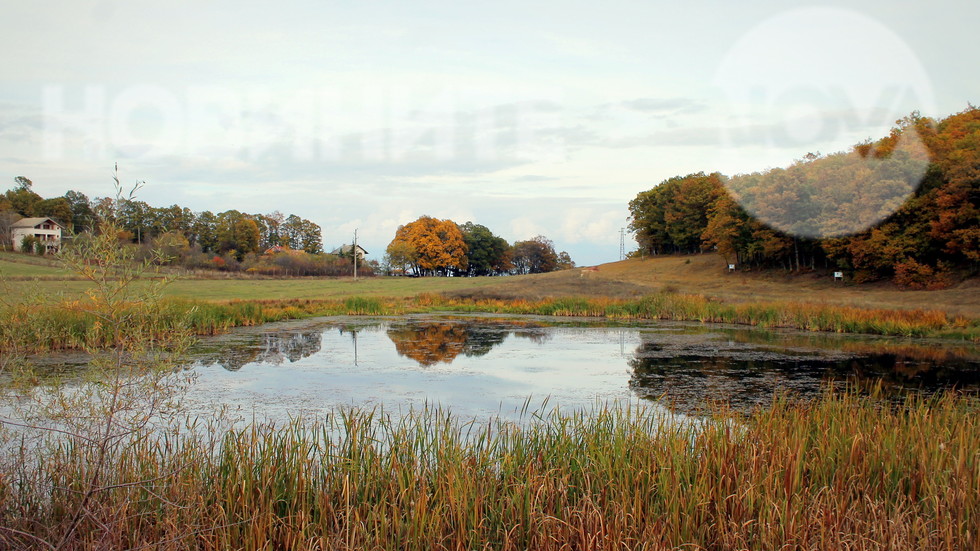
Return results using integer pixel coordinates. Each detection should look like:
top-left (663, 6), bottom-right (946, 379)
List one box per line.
top-left (556, 251), bottom-right (575, 270)
top-left (4, 177), bottom-right (42, 216)
top-left (628, 107), bottom-right (979, 284)
top-left (384, 240), bottom-right (417, 275)
top-left (215, 210), bottom-right (260, 259)
top-left (628, 185), bottom-right (670, 256)
top-left (700, 193), bottom-right (747, 265)
top-left (629, 173), bottom-right (724, 255)
top-left (511, 236), bottom-right (559, 274)
top-left (664, 173), bottom-right (725, 253)
top-left (926, 106), bottom-right (980, 265)
top-left (232, 218), bottom-right (260, 259)
top-left (388, 216), bottom-right (468, 276)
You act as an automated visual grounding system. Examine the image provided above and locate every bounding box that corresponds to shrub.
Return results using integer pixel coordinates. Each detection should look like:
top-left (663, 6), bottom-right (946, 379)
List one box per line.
top-left (20, 234), bottom-right (36, 253)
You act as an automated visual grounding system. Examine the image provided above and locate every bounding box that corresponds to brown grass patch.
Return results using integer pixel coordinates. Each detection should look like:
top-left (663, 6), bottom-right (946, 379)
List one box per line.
top-left (447, 255), bottom-right (980, 318)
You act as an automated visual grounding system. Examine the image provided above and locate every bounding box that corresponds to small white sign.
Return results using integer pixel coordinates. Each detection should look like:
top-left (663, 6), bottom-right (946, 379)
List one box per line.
top-left (728, 264), bottom-right (736, 270)
top-left (834, 271), bottom-right (843, 279)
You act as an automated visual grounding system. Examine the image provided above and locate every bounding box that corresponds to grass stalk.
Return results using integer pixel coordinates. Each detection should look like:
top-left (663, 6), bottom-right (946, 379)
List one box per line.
top-left (1, 389), bottom-right (977, 549)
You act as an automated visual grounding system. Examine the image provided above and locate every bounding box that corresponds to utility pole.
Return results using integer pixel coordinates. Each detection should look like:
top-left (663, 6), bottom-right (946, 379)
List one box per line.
top-left (353, 229), bottom-right (358, 281)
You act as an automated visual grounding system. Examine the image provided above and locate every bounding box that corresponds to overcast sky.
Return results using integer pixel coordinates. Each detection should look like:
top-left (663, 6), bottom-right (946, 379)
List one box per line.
top-left (1, 0), bottom-right (975, 265)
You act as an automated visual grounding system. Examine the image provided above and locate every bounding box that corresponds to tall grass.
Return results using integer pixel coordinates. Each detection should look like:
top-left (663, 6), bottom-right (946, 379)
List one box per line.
top-left (439, 292), bottom-right (979, 340)
top-left (2, 389), bottom-right (977, 549)
top-left (3, 291), bottom-right (977, 354)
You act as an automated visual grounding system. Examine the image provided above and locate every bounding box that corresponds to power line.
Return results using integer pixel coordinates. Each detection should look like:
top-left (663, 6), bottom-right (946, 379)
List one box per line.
top-left (619, 228), bottom-right (625, 261)
top-left (353, 228), bottom-right (358, 281)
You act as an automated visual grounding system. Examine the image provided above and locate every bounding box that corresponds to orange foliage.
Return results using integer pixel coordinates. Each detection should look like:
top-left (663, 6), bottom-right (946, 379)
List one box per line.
top-left (390, 216), bottom-right (468, 275)
top-left (387, 322), bottom-right (469, 366)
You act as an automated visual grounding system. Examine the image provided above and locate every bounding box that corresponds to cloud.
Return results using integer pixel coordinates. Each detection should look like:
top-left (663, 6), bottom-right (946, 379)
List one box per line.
top-left (618, 98), bottom-right (708, 115)
top-left (509, 216), bottom-right (548, 242)
top-left (559, 208), bottom-right (623, 244)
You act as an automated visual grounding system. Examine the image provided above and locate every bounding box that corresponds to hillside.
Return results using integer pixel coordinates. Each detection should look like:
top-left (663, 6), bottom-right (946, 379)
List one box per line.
top-left (446, 254), bottom-right (980, 318)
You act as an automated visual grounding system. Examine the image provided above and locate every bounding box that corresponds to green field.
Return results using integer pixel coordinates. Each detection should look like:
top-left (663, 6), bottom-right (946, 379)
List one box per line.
top-left (3, 251), bottom-right (978, 321)
top-left (0, 252), bottom-right (73, 279)
top-left (0, 253), bottom-right (505, 300)
top-left (160, 274), bottom-right (506, 300)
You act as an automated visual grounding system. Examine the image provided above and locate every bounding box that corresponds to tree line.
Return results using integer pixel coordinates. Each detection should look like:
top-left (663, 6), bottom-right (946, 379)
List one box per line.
top-left (628, 107), bottom-right (979, 288)
top-left (1, 179), bottom-right (323, 259)
top-left (0, 178), bottom-right (363, 276)
top-left (384, 215), bottom-right (574, 276)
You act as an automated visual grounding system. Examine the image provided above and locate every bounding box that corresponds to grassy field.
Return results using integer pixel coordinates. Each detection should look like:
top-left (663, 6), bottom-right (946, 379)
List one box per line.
top-left (0, 251), bottom-right (73, 278)
top-left (161, 275), bottom-right (506, 300)
top-left (447, 255), bottom-right (980, 318)
top-left (0, 252), bottom-right (504, 299)
top-left (4, 251), bottom-right (978, 315)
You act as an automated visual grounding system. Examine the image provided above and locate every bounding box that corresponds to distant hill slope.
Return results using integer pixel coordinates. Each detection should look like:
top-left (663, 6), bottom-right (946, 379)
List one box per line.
top-left (445, 253), bottom-right (980, 318)
top-left (3, 251), bottom-right (976, 318)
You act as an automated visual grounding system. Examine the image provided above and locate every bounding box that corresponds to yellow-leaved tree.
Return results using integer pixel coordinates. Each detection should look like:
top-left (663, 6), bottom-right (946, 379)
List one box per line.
top-left (388, 216), bottom-right (467, 276)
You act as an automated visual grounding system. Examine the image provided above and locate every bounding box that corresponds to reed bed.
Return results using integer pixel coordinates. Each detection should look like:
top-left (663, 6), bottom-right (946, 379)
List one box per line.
top-left (441, 293), bottom-right (979, 340)
top-left (1, 389), bottom-right (977, 550)
top-left (2, 291), bottom-right (977, 354)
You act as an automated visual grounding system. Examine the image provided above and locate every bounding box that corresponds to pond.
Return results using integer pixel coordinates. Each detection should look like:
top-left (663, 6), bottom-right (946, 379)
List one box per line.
top-left (179, 314), bottom-right (980, 422)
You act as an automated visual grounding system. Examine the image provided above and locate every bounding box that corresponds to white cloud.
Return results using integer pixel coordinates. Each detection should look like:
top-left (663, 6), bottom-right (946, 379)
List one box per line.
top-left (559, 208), bottom-right (623, 245)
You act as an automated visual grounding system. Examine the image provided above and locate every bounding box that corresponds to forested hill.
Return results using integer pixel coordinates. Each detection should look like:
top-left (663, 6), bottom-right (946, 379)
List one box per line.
top-left (628, 107), bottom-right (979, 289)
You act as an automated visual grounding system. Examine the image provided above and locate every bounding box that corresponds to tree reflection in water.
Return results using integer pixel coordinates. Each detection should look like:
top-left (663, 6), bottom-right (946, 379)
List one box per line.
top-left (386, 321), bottom-right (548, 367)
top-left (197, 330), bottom-right (323, 371)
top-left (629, 335), bottom-right (980, 415)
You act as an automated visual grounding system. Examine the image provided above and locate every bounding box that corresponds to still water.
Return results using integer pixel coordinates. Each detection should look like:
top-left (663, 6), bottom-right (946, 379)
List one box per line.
top-left (182, 314), bottom-right (980, 421)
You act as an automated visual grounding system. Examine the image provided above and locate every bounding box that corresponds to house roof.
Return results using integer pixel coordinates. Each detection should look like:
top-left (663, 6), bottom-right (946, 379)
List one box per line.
top-left (330, 244), bottom-right (368, 255)
top-left (11, 217), bottom-right (63, 229)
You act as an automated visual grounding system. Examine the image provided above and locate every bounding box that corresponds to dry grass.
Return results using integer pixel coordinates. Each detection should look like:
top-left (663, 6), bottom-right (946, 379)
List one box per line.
top-left (4, 290), bottom-right (978, 356)
top-left (445, 255), bottom-right (980, 318)
top-left (2, 389), bottom-right (977, 550)
top-left (589, 256), bottom-right (980, 317)
top-left (5, 253), bottom-right (978, 318)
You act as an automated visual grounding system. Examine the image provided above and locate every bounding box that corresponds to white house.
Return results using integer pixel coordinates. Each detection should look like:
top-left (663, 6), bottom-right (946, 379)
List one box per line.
top-left (330, 244), bottom-right (368, 261)
top-left (11, 217), bottom-right (63, 253)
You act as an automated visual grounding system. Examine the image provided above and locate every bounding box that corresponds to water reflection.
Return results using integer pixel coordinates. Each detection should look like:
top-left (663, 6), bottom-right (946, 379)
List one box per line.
top-left (386, 320), bottom-right (547, 366)
top-left (721, 327), bottom-right (980, 364)
top-left (628, 331), bottom-right (980, 413)
top-left (197, 329), bottom-right (323, 371)
top-left (171, 316), bottom-right (980, 421)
